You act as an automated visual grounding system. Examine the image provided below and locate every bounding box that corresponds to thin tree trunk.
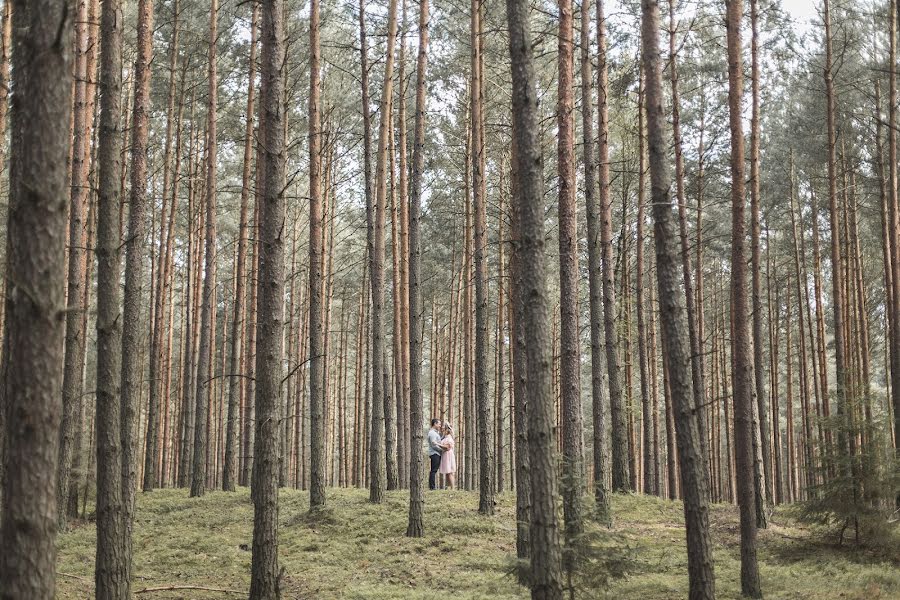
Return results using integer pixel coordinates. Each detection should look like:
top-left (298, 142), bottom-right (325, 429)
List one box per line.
top-left (120, 0), bottom-right (154, 587)
top-left (887, 0), bottom-right (900, 456)
top-left (749, 0), bottom-right (772, 524)
top-left (0, 1), bottom-right (72, 595)
top-left (405, 0), bottom-right (429, 536)
top-left (823, 0), bottom-right (852, 478)
top-left (58, 0), bottom-right (92, 528)
top-left (725, 0), bottom-right (762, 592)
top-left (368, 0), bottom-right (399, 504)
top-left (469, 0), bottom-right (494, 513)
top-left (557, 0), bottom-right (583, 540)
top-left (144, 0), bottom-right (181, 493)
top-left (588, 0), bottom-right (611, 521)
top-left (224, 3), bottom-right (259, 492)
top-left (191, 0), bottom-right (219, 498)
top-left (635, 63), bottom-right (653, 496)
top-left (600, 0), bottom-right (629, 493)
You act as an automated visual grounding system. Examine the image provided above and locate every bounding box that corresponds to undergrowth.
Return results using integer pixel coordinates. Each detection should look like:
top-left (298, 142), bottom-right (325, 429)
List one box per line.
top-left (56, 487), bottom-right (900, 599)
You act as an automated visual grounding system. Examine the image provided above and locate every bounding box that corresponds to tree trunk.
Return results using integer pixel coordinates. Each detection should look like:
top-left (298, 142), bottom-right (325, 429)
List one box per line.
top-left (191, 0), bottom-right (218, 498)
top-left (725, 0), bottom-right (762, 593)
top-left (641, 0), bottom-right (716, 596)
top-left (144, 0), bottom-right (181, 493)
top-left (635, 64), bottom-right (653, 496)
top-left (748, 0), bottom-right (772, 524)
top-left (823, 0), bottom-right (852, 478)
top-left (470, 0), bottom-right (494, 516)
top-left (58, 0), bottom-right (92, 528)
top-left (120, 0), bottom-right (154, 587)
top-left (405, 0), bottom-right (429, 537)
top-left (95, 0), bottom-right (127, 593)
top-left (588, 0), bottom-right (611, 521)
top-left (887, 0), bottom-right (900, 456)
top-left (599, 0), bottom-right (629, 493)
top-left (224, 3), bottom-right (259, 492)
top-left (249, 1), bottom-right (285, 595)
top-left (505, 0), bottom-right (564, 595)
top-left (0, 1), bottom-right (72, 596)
top-left (557, 0), bottom-right (583, 539)
top-left (368, 0), bottom-right (399, 504)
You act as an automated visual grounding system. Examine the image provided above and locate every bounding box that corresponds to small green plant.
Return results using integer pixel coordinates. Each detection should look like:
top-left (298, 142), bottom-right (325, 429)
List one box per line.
top-left (799, 408), bottom-right (900, 548)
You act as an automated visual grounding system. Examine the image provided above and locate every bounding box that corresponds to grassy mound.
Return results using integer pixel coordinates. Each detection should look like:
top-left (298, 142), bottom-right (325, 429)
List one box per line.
top-left (56, 487), bottom-right (899, 599)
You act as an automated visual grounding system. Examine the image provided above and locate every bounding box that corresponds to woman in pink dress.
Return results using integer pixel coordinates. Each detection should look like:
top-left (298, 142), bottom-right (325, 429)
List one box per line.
top-left (438, 424), bottom-right (457, 488)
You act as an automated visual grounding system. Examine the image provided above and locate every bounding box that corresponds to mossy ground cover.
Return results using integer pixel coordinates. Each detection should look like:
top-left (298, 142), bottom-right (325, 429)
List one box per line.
top-left (56, 487), bottom-right (899, 599)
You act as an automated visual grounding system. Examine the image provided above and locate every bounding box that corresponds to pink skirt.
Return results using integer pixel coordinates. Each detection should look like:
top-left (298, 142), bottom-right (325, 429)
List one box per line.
top-left (439, 449), bottom-right (456, 474)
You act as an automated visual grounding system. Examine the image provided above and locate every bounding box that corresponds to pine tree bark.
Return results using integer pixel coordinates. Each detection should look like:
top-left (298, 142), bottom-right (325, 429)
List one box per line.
top-left (725, 0), bottom-right (762, 594)
top-left (557, 0), bottom-right (583, 537)
top-left (249, 1), bottom-right (285, 595)
top-left (58, 0), bottom-right (92, 528)
top-left (0, 1), bottom-right (72, 596)
top-left (508, 135), bottom-right (532, 573)
top-left (191, 0), bottom-right (218, 498)
top-left (144, 0), bottom-right (181, 493)
top-left (641, 0), bottom-right (716, 596)
top-left (406, 0), bottom-right (429, 537)
top-left (307, 0), bottom-right (326, 509)
top-left (368, 0), bottom-right (399, 504)
top-left (95, 0), bottom-right (127, 593)
top-left (668, 0), bottom-right (709, 493)
top-left (823, 0), bottom-right (851, 473)
top-left (588, 0), bottom-right (611, 521)
top-left (471, 0), bottom-right (494, 516)
top-left (120, 0), bottom-right (154, 586)
top-left (599, 0), bottom-right (629, 493)
top-left (748, 0), bottom-right (772, 522)
top-left (505, 0), bottom-right (564, 595)
top-left (887, 0), bottom-right (900, 454)
top-left (636, 65), bottom-right (653, 496)
top-left (224, 3), bottom-right (259, 493)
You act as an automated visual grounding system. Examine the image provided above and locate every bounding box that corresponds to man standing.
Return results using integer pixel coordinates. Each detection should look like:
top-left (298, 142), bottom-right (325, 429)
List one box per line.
top-left (427, 419), bottom-right (443, 490)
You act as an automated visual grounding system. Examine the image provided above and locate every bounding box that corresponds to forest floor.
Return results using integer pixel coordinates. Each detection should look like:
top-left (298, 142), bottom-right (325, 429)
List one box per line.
top-left (56, 486), bottom-right (899, 599)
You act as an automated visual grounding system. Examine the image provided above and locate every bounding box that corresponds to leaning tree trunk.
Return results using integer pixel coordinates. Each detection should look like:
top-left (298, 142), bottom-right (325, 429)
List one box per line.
top-left (0, 1), bottom-right (72, 596)
top-left (405, 0), bottom-right (429, 538)
top-left (725, 0), bottom-right (762, 595)
top-left (191, 0), bottom-right (219, 498)
top-left (505, 0), bottom-right (564, 596)
top-left (640, 0), bottom-right (716, 597)
top-left (120, 0), bottom-right (154, 588)
top-left (249, 1), bottom-right (286, 595)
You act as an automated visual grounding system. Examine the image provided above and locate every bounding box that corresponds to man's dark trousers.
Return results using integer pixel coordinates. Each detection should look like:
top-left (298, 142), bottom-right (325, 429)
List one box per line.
top-left (429, 454), bottom-right (441, 490)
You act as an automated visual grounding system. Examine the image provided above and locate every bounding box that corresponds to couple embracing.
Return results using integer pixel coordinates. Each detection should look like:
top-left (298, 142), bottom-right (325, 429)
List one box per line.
top-left (427, 418), bottom-right (457, 490)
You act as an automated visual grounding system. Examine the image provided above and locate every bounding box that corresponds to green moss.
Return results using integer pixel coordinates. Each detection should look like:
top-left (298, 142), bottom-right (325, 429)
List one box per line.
top-left (56, 488), bottom-right (899, 599)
